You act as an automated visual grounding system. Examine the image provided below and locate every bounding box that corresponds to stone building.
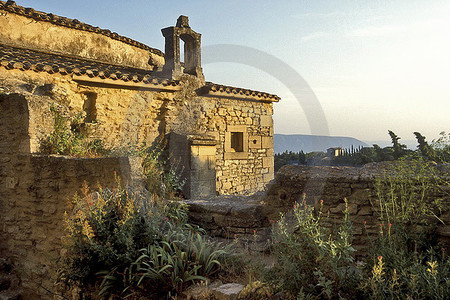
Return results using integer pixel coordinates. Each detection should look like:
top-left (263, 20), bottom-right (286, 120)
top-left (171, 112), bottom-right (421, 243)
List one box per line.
top-left (327, 147), bottom-right (344, 157)
top-left (0, 1), bottom-right (279, 296)
top-left (0, 0), bottom-right (279, 198)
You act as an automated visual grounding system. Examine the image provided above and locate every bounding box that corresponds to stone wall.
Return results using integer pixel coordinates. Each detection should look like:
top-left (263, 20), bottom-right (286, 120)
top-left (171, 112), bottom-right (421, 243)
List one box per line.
top-left (0, 3), bottom-right (163, 70)
top-left (0, 69), bottom-right (171, 152)
top-left (264, 164), bottom-right (450, 252)
top-left (0, 154), bottom-right (134, 299)
top-left (166, 85), bottom-right (275, 195)
top-left (0, 92), bottom-right (138, 298)
top-left (0, 70), bottom-right (275, 197)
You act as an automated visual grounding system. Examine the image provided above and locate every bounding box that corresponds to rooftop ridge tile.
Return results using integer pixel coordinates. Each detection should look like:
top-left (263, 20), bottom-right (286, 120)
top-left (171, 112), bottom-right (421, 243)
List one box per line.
top-left (0, 44), bottom-right (176, 88)
top-left (203, 82), bottom-right (280, 102)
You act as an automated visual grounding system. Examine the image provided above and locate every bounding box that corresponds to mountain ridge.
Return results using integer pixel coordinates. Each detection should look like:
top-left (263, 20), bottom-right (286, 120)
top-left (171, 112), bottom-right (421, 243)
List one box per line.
top-left (274, 134), bottom-right (368, 153)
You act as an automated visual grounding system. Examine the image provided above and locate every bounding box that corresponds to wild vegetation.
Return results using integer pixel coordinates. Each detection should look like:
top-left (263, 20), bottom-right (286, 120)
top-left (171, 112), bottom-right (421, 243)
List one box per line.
top-left (39, 116), bottom-right (449, 299)
top-left (58, 143), bottom-right (240, 298)
top-left (39, 105), bottom-right (108, 157)
top-left (244, 159), bottom-right (449, 299)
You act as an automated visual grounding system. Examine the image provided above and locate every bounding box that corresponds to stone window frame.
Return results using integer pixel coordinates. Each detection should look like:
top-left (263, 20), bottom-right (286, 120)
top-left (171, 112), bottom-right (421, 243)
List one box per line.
top-left (224, 125), bottom-right (248, 160)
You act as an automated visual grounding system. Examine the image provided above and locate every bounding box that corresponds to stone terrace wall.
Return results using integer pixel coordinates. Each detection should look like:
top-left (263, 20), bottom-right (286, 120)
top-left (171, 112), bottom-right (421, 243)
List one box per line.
top-left (264, 164), bottom-right (450, 252)
top-left (0, 154), bottom-right (134, 299)
top-left (0, 92), bottom-right (138, 299)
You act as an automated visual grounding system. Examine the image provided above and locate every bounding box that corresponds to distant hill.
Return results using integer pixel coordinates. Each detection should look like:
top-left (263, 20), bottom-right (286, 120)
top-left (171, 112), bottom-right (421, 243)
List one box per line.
top-left (274, 134), bottom-right (368, 154)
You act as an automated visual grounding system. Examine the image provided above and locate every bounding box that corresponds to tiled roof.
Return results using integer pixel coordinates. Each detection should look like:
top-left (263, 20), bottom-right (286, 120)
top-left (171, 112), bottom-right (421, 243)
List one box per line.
top-left (199, 82), bottom-right (280, 102)
top-left (0, 0), bottom-right (164, 57)
top-left (0, 44), bottom-right (178, 88)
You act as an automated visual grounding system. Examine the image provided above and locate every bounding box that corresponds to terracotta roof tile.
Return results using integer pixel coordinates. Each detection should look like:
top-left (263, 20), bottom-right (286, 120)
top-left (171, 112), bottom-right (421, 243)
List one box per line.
top-left (0, 0), bottom-right (164, 57)
top-left (0, 44), bottom-right (178, 88)
top-left (199, 82), bottom-right (280, 102)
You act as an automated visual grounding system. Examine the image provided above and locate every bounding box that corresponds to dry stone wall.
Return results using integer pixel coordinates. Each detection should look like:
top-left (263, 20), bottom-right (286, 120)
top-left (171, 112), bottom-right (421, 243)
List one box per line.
top-left (1, 69), bottom-right (276, 197)
top-left (0, 154), bottom-right (134, 299)
top-left (0, 91), bottom-right (138, 298)
top-left (264, 164), bottom-right (450, 252)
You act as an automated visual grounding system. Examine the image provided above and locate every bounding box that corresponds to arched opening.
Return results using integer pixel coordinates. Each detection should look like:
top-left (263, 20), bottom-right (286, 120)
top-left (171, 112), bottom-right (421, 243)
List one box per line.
top-left (180, 34), bottom-right (197, 75)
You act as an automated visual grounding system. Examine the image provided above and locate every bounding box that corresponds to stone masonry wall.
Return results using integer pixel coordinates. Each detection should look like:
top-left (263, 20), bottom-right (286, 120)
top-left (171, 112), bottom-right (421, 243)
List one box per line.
top-left (264, 164), bottom-right (450, 253)
top-left (0, 6), bottom-right (163, 70)
top-left (166, 84), bottom-right (275, 196)
top-left (0, 69), bottom-right (172, 152)
top-left (1, 70), bottom-right (276, 197)
top-left (0, 154), bottom-right (134, 299)
top-left (0, 92), bottom-right (138, 298)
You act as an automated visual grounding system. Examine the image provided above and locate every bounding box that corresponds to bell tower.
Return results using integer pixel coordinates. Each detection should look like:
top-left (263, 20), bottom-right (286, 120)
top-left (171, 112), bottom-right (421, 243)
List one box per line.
top-left (161, 16), bottom-right (204, 82)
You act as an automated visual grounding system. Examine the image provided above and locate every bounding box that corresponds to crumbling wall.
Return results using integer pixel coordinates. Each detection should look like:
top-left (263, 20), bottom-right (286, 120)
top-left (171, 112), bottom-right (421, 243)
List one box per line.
top-left (0, 154), bottom-right (134, 299)
top-left (0, 69), bottom-right (170, 151)
top-left (264, 164), bottom-right (450, 252)
top-left (0, 92), bottom-right (137, 298)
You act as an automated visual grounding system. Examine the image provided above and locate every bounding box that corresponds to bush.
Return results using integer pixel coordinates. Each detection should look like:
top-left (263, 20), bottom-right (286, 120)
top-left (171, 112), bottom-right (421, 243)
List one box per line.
top-left (109, 139), bottom-right (186, 199)
top-left (359, 158), bottom-right (450, 299)
top-left (263, 196), bottom-right (358, 299)
top-left (373, 157), bottom-right (446, 226)
top-left (39, 105), bottom-right (108, 157)
top-left (61, 183), bottom-right (234, 298)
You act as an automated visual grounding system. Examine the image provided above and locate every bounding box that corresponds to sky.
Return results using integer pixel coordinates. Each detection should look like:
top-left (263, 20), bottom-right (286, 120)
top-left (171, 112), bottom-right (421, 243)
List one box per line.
top-left (18, 0), bottom-right (450, 143)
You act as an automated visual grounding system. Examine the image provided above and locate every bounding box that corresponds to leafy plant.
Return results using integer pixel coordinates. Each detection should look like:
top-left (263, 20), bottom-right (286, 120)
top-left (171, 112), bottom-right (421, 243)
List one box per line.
top-left (432, 131), bottom-right (450, 163)
top-left (264, 196), bottom-right (358, 299)
top-left (109, 139), bottom-right (186, 199)
top-left (129, 227), bottom-right (229, 297)
top-left (373, 157), bottom-right (446, 226)
top-left (61, 180), bottom-right (234, 298)
top-left (39, 105), bottom-right (108, 157)
top-left (360, 157), bottom-right (450, 299)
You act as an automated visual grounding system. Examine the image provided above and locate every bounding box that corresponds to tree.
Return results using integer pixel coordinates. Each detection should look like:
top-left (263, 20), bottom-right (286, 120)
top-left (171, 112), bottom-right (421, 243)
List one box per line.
top-left (388, 130), bottom-right (407, 159)
top-left (414, 132), bottom-right (436, 161)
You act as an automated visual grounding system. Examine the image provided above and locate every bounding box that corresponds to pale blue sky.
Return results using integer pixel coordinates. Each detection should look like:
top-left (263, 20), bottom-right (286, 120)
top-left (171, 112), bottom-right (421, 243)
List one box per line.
top-left (18, 0), bottom-right (450, 142)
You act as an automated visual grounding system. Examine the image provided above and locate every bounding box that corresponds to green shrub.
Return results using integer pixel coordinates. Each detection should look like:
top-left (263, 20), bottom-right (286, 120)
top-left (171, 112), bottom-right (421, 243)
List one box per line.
top-left (127, 225), bottom-right (229, 297)
top-left (264, 196), bottom-right (358, 299)
top-left (358, 157), bottom-right (450, 299)
top-left (373, 157), bottom-right (446, 226)
top-left (61, 182), bottom-right (234, 298)
top-left (39, 105), bottom-right (108, 157)
top-left (360, 227), bottom-right (450, 299)
top-left (109, 139), bottom-right (186, 199)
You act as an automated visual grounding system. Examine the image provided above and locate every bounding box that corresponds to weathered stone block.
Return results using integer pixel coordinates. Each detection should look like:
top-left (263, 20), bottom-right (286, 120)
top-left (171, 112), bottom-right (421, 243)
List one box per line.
top-left (358, 206), bottom-right (373, 216)
top-left (212, 283), bottom-right (244, 300)
top-left (263, 172), bottom-right (274, 182)
top-left (198, 145), bottom-right (216, 156)
top-left (260, 115), bottom-right (273, 127)
top-left (261, 136), bottom-right (273, 149)
top-left (248, 135), bottom-right (262, 149)
top-left (262, 156), bottom-right (274, 168)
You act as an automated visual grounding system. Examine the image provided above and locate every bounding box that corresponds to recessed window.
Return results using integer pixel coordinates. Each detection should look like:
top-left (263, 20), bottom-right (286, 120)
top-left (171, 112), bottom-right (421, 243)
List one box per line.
top-left (83, 92), bottom-right (97, 123)
top-left (231, 132), bottom-right (244, 152)
top-left (225, 125), bottom-right (248, 159)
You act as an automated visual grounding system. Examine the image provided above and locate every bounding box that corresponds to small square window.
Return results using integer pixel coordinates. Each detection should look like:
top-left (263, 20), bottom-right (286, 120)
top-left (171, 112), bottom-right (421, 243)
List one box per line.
top-left (230, 132), bottom-right (244, 152)
top-left (225, 125), bottom-right (248, 159)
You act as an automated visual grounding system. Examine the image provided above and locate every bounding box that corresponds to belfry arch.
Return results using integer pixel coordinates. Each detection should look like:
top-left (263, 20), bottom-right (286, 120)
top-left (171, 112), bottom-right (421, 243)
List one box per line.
top-left (161, 15), bottom-right (204, 81)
